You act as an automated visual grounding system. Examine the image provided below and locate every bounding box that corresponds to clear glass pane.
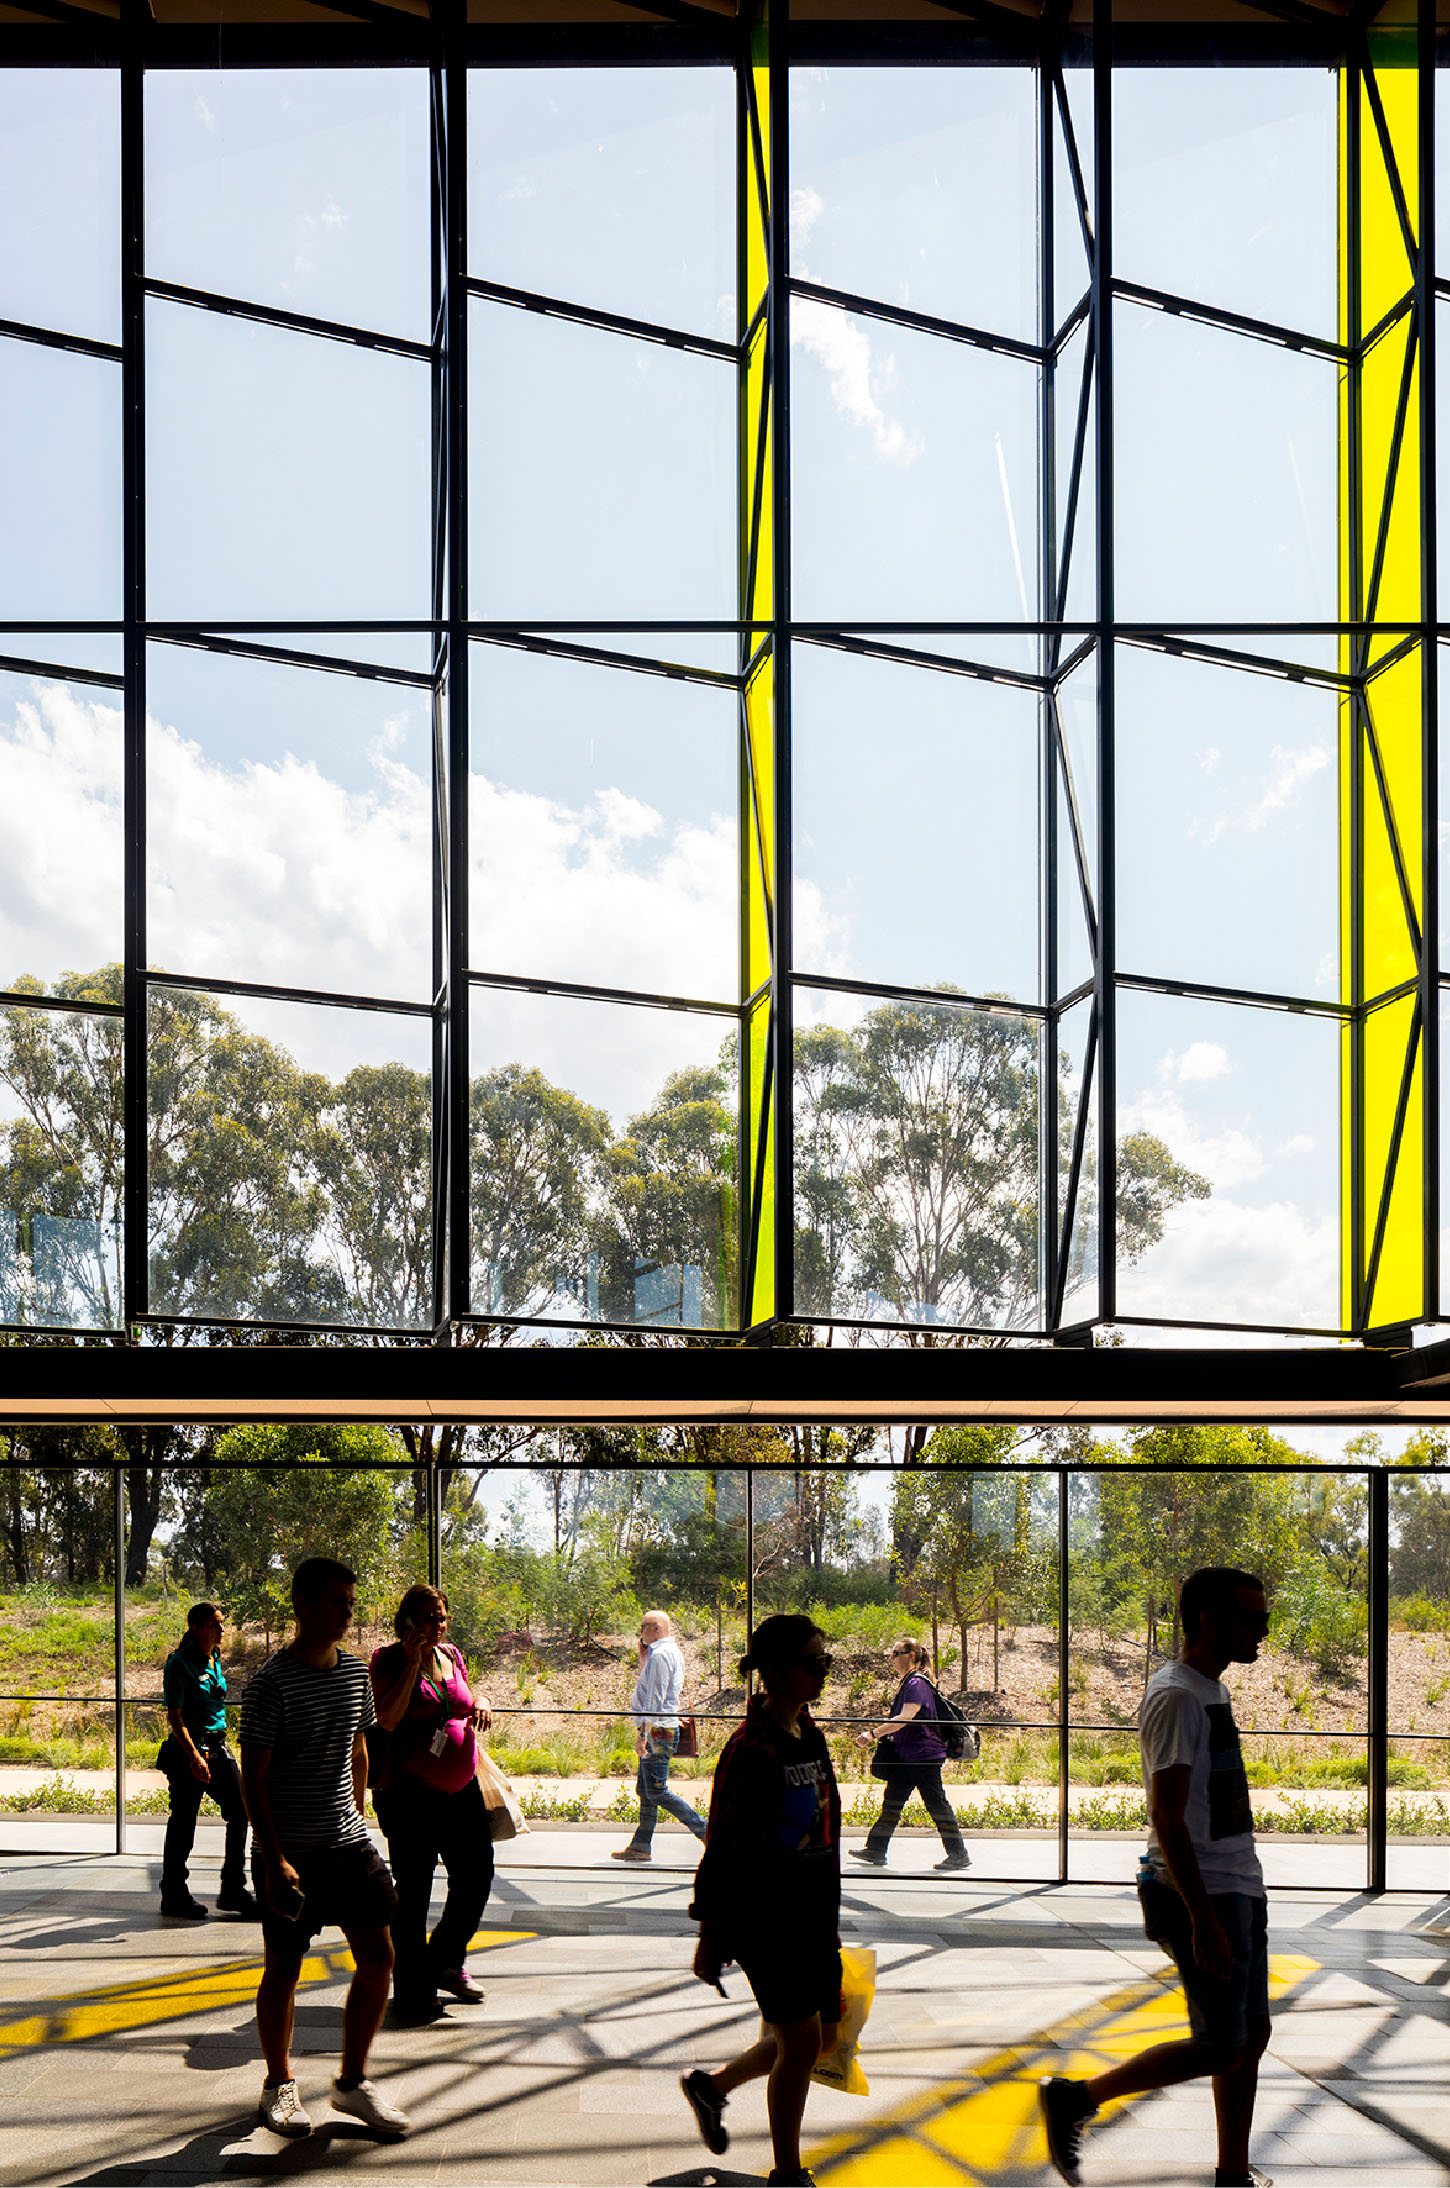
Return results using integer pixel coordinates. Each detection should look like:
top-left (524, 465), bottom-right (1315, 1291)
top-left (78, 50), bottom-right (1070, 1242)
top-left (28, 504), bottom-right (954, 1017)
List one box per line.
top-left (793, 985), bottom-right (1042, 1331)
top-left (1115, 993), bottom-right (1339, 1330)
top-left (1387, 1468), bottom-right (1450, 1887)
top-left (231, 629), bottom-right (435, 678)
top-left (0, 337), bottom-right (120, 620)
top-left (1057, 997), bottom-right (1097, 1326)
top-left (1055, 651), bottom-right (1096, 1002)
top-left (469, 302), bottom-right (733, 621)
top-left (0, 998), bottom-right (124, 1329)
top-left (146, 69), bottom-right (430, 339)
top-left (1052, 319), bottom-right (1094, 626)
top-left (790, 303), bottom-right (1038, 621)
top-left (443, 1460), bottom-right (749, 1814)
top-left (1114, 69), bottom-right (1336, 337)
top-left (147, 643), bottom-right (432, 1003)
top-left (0, 68), bottom-right (119, 344)
top-left (146, 300), bottom-right (430, 621)
top-left (1114, 303), bottom-right (1336, 623)
top-left (147, 988), bottom-right (432, 1327)
top-left (0, 669), bottom-right (123, 995)
top-left (1052, 71), bottom-right (1093, 330)
top-left (468, 988), bottom-right (737, 1329)
top-left (469, 641), bottom-right (737, 1003)
top-left (1116, 645), bottom-right (1339, 1001)
top-left (0, 633), bottom-right (124, 678)
top-left (792, 643), bottom-right (1039, 1002)
top-left (789, 67), bottom-right (1036, 342)
top-left (470, 68), bottom-right (734, 341)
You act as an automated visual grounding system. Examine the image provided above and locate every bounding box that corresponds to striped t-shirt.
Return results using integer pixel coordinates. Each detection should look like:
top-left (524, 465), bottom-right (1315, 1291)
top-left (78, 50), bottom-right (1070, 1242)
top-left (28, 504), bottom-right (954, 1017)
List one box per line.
top-left (239, 1647), bottom-right (376, 1855)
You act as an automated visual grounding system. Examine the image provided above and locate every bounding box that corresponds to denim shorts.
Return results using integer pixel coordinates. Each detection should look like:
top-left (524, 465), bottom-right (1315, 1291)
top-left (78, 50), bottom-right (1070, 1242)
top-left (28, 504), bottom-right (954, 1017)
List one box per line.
top-left (1138, 1876), bottom-right (1269, 2051)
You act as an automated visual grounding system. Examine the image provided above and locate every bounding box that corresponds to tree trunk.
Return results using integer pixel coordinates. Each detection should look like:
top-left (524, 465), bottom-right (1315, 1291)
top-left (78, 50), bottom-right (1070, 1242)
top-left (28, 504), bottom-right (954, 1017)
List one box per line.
top-left (123, 1428), bottom-right (174, 1586)
top-left (992, 1591), bottom-right (1000, 1694)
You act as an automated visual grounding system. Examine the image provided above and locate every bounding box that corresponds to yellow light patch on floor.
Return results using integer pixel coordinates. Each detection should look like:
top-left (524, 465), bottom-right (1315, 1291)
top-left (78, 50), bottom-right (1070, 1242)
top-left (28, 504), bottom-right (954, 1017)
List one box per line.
top-left (0, 1927), bottom-right (536, 2054)
top-left (810, 1953), bottom-right (1318, 2187)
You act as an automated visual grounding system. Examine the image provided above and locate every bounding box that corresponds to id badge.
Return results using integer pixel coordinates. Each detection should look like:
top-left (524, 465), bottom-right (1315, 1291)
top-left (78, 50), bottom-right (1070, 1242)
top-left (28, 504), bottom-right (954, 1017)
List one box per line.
top-left (429, 1727), bottom-right (448, 1758)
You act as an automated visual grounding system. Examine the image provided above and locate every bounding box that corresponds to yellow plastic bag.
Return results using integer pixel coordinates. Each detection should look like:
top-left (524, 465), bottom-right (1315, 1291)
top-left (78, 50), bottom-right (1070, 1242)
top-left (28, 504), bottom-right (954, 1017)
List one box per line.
top-left (811, 1945), bottom-right (876, 2096)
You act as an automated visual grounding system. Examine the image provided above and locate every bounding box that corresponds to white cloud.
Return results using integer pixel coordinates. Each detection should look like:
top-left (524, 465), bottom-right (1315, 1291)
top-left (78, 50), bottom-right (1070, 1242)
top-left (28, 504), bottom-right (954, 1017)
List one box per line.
top-left (1174, 1039), bottom-right (1231, 1085)
top-left (1278, 1132), bottom-right (1316, 1157)
top-left (192, 93), bottom-right (216, 135)
top-left (1117, 1192), bottom-right (1337, 1329)
top-left (790, 184), bottom-right (825, 257)
top-left (1196, 745), bottom-right (1221, 774)
top-left (790, 296), bottom-right (922, 465)
top-left (1246, 742), bottom-right (1330, 831)
top-left (1120, 1079), bottom-right (1264, 1191)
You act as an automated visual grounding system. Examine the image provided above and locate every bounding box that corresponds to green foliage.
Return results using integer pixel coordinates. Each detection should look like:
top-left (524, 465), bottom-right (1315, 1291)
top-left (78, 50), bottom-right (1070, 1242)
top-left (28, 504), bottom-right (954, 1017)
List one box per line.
top-left (1274, 1561), bottom-right (1368, 1681)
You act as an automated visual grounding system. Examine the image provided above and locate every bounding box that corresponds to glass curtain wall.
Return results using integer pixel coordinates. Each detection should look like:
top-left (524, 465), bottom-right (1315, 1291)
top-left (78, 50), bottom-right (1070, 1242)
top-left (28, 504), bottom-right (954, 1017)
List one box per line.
top-left (0, 26), bottom-right (1443, 1346)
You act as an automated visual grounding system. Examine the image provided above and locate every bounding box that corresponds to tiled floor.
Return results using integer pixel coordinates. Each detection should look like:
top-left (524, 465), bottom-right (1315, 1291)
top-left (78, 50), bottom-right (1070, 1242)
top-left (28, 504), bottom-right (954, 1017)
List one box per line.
top-left (2, 1825), bottom-right (1449, 2185)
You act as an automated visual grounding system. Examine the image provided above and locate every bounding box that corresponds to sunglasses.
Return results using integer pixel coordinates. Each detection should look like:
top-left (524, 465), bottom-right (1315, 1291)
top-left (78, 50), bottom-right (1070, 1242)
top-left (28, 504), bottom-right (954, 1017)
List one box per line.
top-left (794, 1652), bottom-right (832, 1675)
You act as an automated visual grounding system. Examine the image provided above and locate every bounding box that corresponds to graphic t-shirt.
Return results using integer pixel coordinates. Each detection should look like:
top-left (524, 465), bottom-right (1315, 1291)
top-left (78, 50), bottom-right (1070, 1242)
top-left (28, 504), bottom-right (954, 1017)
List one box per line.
top-left (239, 1647), bottom-right (375, 1856)
top-left (162, 1640), bottom-right (228, 1743)
top-left (1139, 1659), bottom-right (1263, 1897)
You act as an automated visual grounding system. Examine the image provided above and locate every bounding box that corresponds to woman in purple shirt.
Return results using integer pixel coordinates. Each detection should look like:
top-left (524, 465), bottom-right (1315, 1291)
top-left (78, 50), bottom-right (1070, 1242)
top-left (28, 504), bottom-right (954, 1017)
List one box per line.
top-left (370, 1585), bottom-right (494, 2023)
top-left (849, 1640), bottom-right (970, 1872)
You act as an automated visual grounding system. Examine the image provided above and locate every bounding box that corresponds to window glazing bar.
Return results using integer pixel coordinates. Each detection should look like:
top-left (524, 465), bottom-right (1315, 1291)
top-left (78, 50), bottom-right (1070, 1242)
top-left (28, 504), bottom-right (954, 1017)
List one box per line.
top-left (149, 630), bottom-right (435, 688)
top-left (1114, 276), bottom-right (1347, 361)
top-left (789, 276), bottom-right (1043, 364)
top-left (1119, 631), bottom-right (1355, 691)
top-left (793, 969), bottom-right (1049, 1021)
top-left (795, 629), bottom-right (1049, 692)
top-left (144, 969), bottom-right (434, 1018)
top-left (467, 275), bottom-right (736, 363)
top-left (144, 275), bottom-right (434, 360)
top-left (472, 628), bottom-right (739, 690)
top-left (0, 987), bottom-right (124, 1018)
top-left (0, 652), bottom-right (123, 689)
top-left (0, 313), bottom-right (122, 362)
top-left (467, 969), bottom-right (738, 1018)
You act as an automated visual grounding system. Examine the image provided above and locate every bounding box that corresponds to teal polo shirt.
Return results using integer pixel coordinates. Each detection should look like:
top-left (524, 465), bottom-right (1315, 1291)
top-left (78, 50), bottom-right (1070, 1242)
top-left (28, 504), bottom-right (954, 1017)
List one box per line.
top-left (162, 1640), bottom-right (228, 1743)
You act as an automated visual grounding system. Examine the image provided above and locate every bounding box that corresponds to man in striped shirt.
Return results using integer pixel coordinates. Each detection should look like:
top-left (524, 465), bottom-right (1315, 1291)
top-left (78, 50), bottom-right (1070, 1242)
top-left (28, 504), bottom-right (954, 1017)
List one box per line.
top-left (240, 1556), bottom-right (408, 2140)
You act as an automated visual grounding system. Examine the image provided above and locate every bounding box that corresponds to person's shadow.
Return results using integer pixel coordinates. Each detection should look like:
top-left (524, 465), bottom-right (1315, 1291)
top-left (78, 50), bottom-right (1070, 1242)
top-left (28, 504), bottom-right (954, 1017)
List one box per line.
top-left (648, 2172), bottom-right (762, 2186)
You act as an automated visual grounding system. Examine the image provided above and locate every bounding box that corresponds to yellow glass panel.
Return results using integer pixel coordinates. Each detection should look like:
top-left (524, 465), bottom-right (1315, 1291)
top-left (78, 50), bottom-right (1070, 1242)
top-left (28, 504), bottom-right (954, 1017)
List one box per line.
top-left (745, 990), bottom-right (775, 1326)
top-left (1362, 992), bottom-right (1423, 1327)
top-left (744, 652), bottom-right (774, 996)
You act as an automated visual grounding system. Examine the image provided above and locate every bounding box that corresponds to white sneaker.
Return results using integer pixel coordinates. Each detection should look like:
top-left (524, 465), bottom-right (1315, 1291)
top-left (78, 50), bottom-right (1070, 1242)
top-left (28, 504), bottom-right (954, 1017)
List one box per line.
top-left (257, 2078), bottom-right (311, 2136)
top-left (331, 2077), bottom-right (410, 2136)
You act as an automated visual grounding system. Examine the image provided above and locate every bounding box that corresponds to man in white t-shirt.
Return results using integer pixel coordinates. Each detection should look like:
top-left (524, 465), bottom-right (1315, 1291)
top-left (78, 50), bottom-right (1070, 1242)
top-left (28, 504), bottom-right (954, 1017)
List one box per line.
top-left (1040, 1567), bottom-right (1273, 2188)
top-left (611, 1610), bottom-right (707, 1863)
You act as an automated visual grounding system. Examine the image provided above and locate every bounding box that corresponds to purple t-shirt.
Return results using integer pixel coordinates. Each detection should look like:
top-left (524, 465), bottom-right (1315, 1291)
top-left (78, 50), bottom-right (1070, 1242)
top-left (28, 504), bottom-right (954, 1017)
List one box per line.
top-left (884, 1673), bottom-right (947, 1767)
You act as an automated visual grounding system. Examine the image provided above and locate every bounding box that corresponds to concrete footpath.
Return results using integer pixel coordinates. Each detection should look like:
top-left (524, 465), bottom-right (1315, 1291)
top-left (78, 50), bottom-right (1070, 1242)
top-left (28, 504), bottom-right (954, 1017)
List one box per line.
top-left (2, 1824), bottom-right (1450, 2186)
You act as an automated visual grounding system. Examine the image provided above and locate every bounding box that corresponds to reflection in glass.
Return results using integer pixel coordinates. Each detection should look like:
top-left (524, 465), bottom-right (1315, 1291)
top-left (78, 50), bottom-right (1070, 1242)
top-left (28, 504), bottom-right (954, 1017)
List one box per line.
top-left (0, 338), bottom-right (120, 620)
top-left (1114, 304), bottom-right (1335, 623)
top-left (794, 985), bottom-right (1042, 1330)
top-left (146, 644), bottom-right (431, 1003)
top-left (468, 988), bottom-right (736, 1329)
top-left (146, 300), bottom-right (430, 621)
top-left (789, 67), bottom-right (1036, 342)
top-left (146, 69), bottom-right (431, 339)
top-left (469, 302), bottom-right (734, 621)
top-left (791, 304), bottom-right (1037, 621)
top-left (0, 996), bottom-right (123, 1330)
top-left (0, 671), bottom-right (122, 996)
top-left (1115, 993), bottom-right (1338, 1328)
top-left (0, 69), bottom-right (119, 343)
top-left (1115, 646), bottom-right (1338, 1000)
top-left (792, 644), bottom-right (1038, 1002)
top-left (470, 68), bottom-right (734, 341)
top-left (147, 989), bottom-right (432, 1328)
top-left (1115, 69), bottom-right (1336, 336)
top-left (469, 642), bottom-right (737, 1003)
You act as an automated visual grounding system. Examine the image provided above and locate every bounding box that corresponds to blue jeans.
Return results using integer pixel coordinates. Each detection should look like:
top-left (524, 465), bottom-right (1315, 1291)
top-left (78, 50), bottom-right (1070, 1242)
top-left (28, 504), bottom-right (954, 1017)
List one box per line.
top-left (629, 1729), bottom-right (706, 1850)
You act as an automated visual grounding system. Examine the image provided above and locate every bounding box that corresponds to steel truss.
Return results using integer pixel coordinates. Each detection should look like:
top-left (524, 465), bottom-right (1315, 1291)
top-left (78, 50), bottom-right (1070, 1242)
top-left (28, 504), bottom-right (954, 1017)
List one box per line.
top-left (0, 4), bottom-right (1446, 1355)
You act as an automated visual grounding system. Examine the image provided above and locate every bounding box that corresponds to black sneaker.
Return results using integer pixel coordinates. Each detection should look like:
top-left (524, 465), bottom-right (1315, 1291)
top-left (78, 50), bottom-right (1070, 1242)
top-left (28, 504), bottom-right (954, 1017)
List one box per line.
top-left (217, 1887), bottom-right (260, 1918)
top-left (766, 2171), bottom-right (816, 2186)
top-left (848, 1847), bottom-right (886, 1867)
top-left (680, 2068), bottom-right (728, 2156)
top-left (935, 1849), bottom-right (972, 1871)
top-left (160, 1893), bottom-right (208, 1920)
top-left (1216, 2170), bottom-right (1273, 2188)
top-left (1039, 2076), bottom-right (1094, 2186)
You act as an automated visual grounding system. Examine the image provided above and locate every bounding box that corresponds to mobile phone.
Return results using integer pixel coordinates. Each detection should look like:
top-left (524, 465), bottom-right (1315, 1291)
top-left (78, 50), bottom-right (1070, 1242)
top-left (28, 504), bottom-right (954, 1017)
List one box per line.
top-left (279, 1881), bottom-right (306, 1921)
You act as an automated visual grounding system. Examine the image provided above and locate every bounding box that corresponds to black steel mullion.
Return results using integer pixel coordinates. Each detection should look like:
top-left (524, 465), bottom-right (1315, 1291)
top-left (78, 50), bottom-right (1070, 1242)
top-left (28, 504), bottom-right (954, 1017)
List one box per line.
top-left (445, 20), bottom-right (470, 1331)
top-left (1361, 55), bottom-right (1419, 272)
top-left (1363, 629), bottom-right (1421, 684)
top-left (0, 314), bottom-right (123, 363)
top-left (1053, 1005), bottom-right (1098, 1326)
top-left (1420, 0), bottom-right (1439, 1325)
top-left (1057, 1468), bottom-right (1069, 1883)
top-left (795, 629), bottom-right (1048, 693)
top-left (1092, 0), bottom-right (1116, 1324)
top-left (1051, 64), bottom-right (1093, 261)
top-left (1363, 286), bottom-right (1416, 358)
top-left (1041, 59), bottom-right (1060, 1327)
top-left (1054, 323), bottom-right (1094, 632)
top-left (769, 20), bottom-right (793, 1327)
top-left (789, 277), bottom-right (1043, 365)
top-left (469, 968), bottom-right (739, 1019)
top-left (429, 54), bottom-right (449, 1336)
top-left (472, 629), bottom-right (738, 691)
top-left (467, 275), bottom-right (735, 363)
top-left (144, 968), bottom-right (433, 1018)
top-left (0, 652), bottom-right (124, 691)
top-left (144, 275), bottom-right (434, 361)
top-left (147, 629), bottom-right (435, 689)
top-left (1367, 1464), bottom-right (1388, 1892)
top-left (121, 47), bottom-right (146, 1333)
top-left (1113, 277), bottom-right (1346, 363)
top-left (1050, 289), bottom-right (1091, 356)
top-left (1120, 630), bottom-right (1354, 692)
top-left (0, 988), bottom-right (124, 1021)
top-left (1349, 62), bottom-right (1367, 1332)
top-left (1361, 998), bottom-right (1422, 1324)
top-left (1115, 970), bottom-right (1349, 1019)
top-left (793, 969), bottom-right (1050, 1023)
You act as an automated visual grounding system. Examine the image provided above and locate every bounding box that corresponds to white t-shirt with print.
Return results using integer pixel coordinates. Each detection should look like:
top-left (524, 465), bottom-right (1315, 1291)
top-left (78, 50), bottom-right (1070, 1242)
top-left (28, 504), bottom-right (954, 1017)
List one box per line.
top-left (1139, 1660), bottom-right (1264, 1898)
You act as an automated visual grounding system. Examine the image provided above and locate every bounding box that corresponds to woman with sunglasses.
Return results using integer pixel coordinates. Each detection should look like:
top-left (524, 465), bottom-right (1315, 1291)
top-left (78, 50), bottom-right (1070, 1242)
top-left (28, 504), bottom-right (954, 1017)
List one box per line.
top-left (369, 1584), bottom-right (494, 2024)
top-left (681, 1615), bottom-right (841, 2188)
top-left (849, 1639), bottom-right (970, 1872)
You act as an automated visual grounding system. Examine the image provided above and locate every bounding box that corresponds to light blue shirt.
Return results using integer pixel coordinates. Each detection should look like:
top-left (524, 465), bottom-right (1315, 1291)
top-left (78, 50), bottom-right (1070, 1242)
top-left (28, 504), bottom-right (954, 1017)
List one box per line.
top-left (631, 1636), bottom-right (686, 1729)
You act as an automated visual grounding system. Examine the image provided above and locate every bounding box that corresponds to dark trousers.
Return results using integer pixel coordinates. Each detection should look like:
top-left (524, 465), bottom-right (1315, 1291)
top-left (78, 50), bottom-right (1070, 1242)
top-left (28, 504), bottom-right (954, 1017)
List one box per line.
top-left (376, 1774), bottom-right (495, 2008)
top-left (160, 1737), bottom-right (248, 1899)
top-left (865, 1764), bottom-right (965, 1857)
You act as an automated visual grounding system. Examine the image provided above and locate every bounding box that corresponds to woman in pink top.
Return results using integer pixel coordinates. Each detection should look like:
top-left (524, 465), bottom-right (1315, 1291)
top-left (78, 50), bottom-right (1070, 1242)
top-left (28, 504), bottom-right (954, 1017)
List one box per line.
top-left (370, 1584), bottom-right (494, 2024)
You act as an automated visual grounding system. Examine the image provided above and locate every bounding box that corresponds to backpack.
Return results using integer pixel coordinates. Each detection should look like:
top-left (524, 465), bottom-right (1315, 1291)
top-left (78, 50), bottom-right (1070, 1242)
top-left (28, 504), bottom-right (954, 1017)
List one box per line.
top-left (926, 1679), bottom-right (980, 1764)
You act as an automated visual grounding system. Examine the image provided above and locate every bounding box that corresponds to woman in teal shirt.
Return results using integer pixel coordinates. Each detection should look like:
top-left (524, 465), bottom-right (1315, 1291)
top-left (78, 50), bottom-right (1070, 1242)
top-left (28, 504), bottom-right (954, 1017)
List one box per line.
top-left (160, 1602), bottom-right (255, 1920)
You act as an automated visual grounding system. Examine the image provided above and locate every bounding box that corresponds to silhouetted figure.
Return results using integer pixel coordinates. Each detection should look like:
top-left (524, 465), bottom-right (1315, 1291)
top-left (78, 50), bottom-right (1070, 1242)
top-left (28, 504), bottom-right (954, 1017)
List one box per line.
top-left (611, 1608), bottom-right (706, 1863)
top-left (849, 1637), bottom-right (969, 1872)
top-left (240, 1556), bottom-right (408, 2140)
top-left (1040, 1566), bottom-right (1272, 2188)
top-left (370, 1583), bottom-right (495, 2023)
top-left (159, 1600), bottom-right (256, 1919)
top-left (682, 1614), bottom-right (841, 2188)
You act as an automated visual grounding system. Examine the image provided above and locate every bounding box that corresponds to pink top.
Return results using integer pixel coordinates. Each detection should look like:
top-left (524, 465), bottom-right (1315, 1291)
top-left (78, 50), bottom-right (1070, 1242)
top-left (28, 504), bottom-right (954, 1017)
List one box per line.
top-left (370, 1640), bottom-right (478, 1795)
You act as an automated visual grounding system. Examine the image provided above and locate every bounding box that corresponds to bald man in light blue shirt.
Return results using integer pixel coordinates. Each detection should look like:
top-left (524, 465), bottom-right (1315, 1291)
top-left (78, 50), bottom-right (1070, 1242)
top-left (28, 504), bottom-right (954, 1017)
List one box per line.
top-left (611, 1611), bottom-right (707, 1864)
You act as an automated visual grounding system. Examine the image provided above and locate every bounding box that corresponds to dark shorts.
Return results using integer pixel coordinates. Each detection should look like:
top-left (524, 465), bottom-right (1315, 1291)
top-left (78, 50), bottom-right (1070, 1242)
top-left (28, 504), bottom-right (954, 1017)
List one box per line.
top-left (253, 1836), bottom-right (398, 1960)
top-left (737, 1941), bottom-right (842, 2030)
top-left (1139, 1877), bottom-right (1269, 2051)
